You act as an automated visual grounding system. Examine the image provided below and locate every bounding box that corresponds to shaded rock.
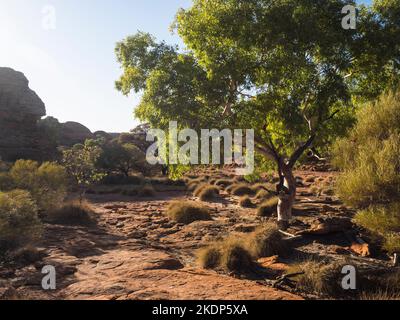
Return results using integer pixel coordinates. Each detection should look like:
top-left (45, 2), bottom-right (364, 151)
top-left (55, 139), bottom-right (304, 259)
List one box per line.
top-left (257, 256), bottom-right (290, 272)
top-left (234, 224), bottom-right (258, 233)
top-left (0, 67), bottom-right (53, 160)
top-left (298, 217), bottom-right (353, 235)
top-left (59, 121), bottom-right (94, 147)
top-left (0, 287), bottom-right (18, 300)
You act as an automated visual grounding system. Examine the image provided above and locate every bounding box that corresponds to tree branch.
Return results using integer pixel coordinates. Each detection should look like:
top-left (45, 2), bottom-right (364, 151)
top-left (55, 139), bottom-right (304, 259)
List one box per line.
top-left (288, 134), bottom-right (316, 167)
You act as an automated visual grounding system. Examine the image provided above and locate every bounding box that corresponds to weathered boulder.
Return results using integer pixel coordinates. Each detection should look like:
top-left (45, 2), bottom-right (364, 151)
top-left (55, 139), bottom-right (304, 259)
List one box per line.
top-left (0, 67), bottom-right (50, 161)
top-left (59, 121), bottom-right (94, 147)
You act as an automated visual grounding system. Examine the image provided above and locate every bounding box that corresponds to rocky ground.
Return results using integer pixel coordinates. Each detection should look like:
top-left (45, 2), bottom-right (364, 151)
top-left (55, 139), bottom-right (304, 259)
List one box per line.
top-left (0, 166), bottom-right (393, 300)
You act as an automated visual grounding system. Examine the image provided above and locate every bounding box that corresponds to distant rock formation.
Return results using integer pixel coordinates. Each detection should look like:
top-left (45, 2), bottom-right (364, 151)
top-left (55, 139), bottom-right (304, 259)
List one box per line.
top-left (39, 117), bottom-right (95, 148)
top-left (59, 121), bottom-right (94, 147)
top-left (0, 67), bottom-right (51, 161)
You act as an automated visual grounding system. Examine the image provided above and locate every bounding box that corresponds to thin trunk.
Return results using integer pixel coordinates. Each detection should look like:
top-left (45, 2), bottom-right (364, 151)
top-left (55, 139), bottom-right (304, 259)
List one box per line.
top-left (277, 163), bottom-right (296, 230)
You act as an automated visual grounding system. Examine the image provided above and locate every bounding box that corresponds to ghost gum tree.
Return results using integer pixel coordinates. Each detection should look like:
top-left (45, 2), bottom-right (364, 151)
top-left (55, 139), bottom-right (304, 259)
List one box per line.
top-left (116, 0), bottom-right (398, 228)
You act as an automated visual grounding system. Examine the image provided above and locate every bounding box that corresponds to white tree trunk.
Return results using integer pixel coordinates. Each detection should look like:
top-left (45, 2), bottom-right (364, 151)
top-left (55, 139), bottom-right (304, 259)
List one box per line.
top-left (277, 164), bottom-right (296, 230)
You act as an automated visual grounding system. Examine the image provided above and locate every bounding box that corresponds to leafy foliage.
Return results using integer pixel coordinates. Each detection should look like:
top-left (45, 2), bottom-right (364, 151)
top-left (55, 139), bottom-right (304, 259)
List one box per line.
top-left (62, 140), bottom-right (105, 195)
top-left (0, 190), bottom-right (42, 251)
top-left (334, 89), bottom-right (400, 253)
top-left (9, 160), bottom-right (67, 212)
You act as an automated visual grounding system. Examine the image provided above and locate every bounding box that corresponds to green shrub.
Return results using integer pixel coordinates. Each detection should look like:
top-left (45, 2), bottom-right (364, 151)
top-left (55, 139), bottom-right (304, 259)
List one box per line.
top-left (0, 172), bottom-right (14, 191)
top-left (246, 223), bottom-right (288, 258)
top-left (0, 190), bottom-right (42, 251)
top-left (166, 201), bottom-right (212, 224)
top-left (354, 203), bottom-right (400, 254)
top-left (257, 197), bottom-right (279, 217)
top-left (9, 160), bottom-right (67, 212)
top-left (334, 90), bottom-right (400, 208)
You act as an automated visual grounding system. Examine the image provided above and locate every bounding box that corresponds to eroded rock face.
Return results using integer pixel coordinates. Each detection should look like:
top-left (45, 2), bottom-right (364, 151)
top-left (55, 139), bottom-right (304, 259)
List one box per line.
top-left (59, 121), bottom-right (94, 147)
top-left (0, 68), bottom-right (49, 161)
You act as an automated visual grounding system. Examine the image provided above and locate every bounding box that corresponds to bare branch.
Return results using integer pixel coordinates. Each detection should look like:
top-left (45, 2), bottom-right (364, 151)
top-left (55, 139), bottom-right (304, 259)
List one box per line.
top-left (288, 134), bottom-right (316, 167)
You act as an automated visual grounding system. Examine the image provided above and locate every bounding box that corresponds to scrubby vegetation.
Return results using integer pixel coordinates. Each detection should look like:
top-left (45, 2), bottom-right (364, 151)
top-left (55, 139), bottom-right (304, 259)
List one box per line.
top-left (197, 237), bottom-right (254, 274)
top-left (166, 201), bottom-right (212, 224)
top-left (47, 201), bottom-right (95, 226)
top-left (334, 90), bottom-right (400, 254)
top-left (198, 223), bottom-right (288, 274)
top-left (246, 224), bottom-right (288, 259)
top-left (0, 190), bottom-right (42, 252)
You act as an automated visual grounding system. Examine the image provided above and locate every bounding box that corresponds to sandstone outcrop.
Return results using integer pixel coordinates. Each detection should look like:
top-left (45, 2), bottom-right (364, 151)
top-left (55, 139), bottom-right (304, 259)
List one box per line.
top-left (0, 67), bottom-right (49, 161)
top-left (59, 121), bottom-right (94, 147)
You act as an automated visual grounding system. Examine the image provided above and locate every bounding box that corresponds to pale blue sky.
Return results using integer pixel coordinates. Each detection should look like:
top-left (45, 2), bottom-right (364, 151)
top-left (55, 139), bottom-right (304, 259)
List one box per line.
top-left (0, 0), bottom-right (191, 132)
top-left (1, 0), bottom-right (371, 133)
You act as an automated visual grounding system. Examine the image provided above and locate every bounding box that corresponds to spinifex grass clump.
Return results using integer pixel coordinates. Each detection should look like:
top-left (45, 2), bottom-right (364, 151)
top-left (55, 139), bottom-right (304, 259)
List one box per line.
top-left (246, 223), bottom-right (288, 258)
top-left (198, 223), bottom-right (290, 274)
top-left (257, 197), bottom-right (279, 217)
top-left (197, 237), bottom-right (253, 274)
top-left (230, 184), bottom-right (255, 196)
top-left (166, 201), bottom-right (212, 224)
top-left (198, 186), bottom-right (220, 202)
top-left (138, 185), bottom-right (156, 198)
top-left (287, 260), bottom-right (352, 297)
top-left (239, 196), bottom-right (253, 208)
top-left (48, 200), bottom-right (95, 226)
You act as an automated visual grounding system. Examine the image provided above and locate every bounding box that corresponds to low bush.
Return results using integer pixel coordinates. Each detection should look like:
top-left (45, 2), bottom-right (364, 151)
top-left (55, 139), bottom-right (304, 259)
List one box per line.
top-left (354, 203), bottom-right (400, 253)
top-left (9, 160), bottom-right (67, 212)
top-left (0, 190), bottom-right (42, 251)
top-left (255, 189), bottom-right (274, 200)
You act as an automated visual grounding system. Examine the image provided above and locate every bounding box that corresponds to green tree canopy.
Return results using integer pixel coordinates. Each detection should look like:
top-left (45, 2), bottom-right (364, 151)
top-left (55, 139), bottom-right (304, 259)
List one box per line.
top-left (116, 0), bottom-right (400, 226)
